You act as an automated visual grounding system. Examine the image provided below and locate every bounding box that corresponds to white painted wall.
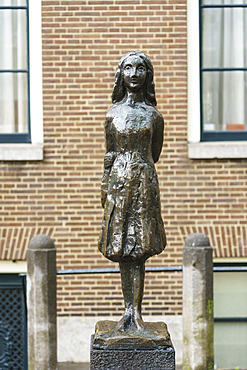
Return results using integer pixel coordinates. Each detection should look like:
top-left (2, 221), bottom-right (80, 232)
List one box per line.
top-left (0, 260), bottom-right (27, 273)
top-left (57, 316), bottom-right (183, 364)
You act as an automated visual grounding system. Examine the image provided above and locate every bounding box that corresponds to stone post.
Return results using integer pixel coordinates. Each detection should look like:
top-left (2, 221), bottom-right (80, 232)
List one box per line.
top-left (183, 233), bottom-right (214, 370)
top-left (26, 234), bottom-right (57, 370)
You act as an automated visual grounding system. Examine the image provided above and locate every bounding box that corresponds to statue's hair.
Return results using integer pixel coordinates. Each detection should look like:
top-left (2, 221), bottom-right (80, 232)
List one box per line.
top-left (112, 51), bottom-right (157, 106)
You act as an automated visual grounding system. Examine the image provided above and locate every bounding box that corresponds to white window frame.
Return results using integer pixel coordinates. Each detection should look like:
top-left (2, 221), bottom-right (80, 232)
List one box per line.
top-left (187, 0), bottom-right (247, 159)
top-left (0, 0), bottom-right (43, 161)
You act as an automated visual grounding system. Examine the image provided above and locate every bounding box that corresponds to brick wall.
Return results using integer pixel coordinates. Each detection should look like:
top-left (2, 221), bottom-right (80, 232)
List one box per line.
top-left (1, 0), bottom-right (247, 317)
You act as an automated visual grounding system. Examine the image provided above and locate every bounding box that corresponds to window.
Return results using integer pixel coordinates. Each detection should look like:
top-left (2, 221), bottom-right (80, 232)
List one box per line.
top-left (187, 0), bottom-right (247, 158)
top-left (214, 265), bottom-right (247, 368)
top-left (0, 0), bottom-right (30, 143)
top-left (200, 0), bottom-right (247, 142)
top-left (0, 0), bottom-right (43, 161)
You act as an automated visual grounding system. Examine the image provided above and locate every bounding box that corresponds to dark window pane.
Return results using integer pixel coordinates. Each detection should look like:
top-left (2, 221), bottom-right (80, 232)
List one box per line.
top-left (0, 9), bottom-right (27, 70)
top-left (202, 7), bottom-right (247, 68)
top-left (202, 71), bottom-right (247, 131)
top-left (0, 73), bottom-right (28, 133)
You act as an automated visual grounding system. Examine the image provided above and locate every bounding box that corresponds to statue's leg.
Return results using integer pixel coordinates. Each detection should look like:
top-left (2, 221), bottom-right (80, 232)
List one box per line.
top-left (133, 260), bottom-right (145, 325)
top-left (117, 260), bottom-right (145, 331)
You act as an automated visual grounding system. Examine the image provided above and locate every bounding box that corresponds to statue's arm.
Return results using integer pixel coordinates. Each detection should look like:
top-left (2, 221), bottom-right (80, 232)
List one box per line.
top-left (152, 113), bottom-right (164, 163)
top-left (104, 115), bottom-right (116, 168)
top-left (101, 115), bottom-right (116, 208)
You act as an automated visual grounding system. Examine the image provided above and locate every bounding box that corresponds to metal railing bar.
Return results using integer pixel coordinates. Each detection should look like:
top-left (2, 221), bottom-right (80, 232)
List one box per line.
top-left (57, 267), bottom-right (119, 275)
top-left (214, 317), bottom-right (247, 322)
top-left (56, 266), bottom-right (183, 275)
top-left (202, 67), bottom-right (247, 72)
top-left (19, 265), bottom-right (247, 278)
top-left (56, 265), bottom-right (247, 275)
top-left (213, 266), bottom-right (247, 272)
top-left (146, 266), bottom-right (183, 272)
top-left (201, 4), bottom-right (247, 8)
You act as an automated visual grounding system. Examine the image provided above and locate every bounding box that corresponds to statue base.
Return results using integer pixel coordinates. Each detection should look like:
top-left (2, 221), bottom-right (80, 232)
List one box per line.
top-left (90, 334), bottom-right (175, 370)
top-left (90, 320), bottom-right (175, 369)
top-left (92, 320), bottom-right (173, 350)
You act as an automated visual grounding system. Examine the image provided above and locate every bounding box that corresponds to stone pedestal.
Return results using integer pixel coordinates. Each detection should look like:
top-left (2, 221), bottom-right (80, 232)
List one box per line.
top-left (90, 335), bottom-right (175, 370)
top-left (183, 233), bottom-right (214, 370)
top-left (26, 234), bottom-right (57, 370)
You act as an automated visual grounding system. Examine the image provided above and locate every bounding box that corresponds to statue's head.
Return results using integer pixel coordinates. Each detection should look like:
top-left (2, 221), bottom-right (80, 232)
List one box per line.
top-left (112, 51), bottom-right (157, 106)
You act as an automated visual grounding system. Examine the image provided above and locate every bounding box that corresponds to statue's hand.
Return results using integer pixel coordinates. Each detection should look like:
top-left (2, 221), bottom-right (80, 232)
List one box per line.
top-left (104, 152), bottom-right (116, 169)
top-left (101, 168), bottom-right (110, 208)
top-left (101, 152), bottom-right (116, 208)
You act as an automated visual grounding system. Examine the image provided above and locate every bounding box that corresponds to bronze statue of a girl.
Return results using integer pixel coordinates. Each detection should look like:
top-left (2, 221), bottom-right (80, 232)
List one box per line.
top-left (94, 51), bottom-right (171, 349)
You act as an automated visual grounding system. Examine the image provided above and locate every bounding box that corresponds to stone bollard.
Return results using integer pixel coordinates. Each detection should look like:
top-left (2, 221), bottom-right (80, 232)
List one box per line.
top-left (26, 234), bottom-right (57, 370)
top-left (183, 233), bottom-right (214, 370)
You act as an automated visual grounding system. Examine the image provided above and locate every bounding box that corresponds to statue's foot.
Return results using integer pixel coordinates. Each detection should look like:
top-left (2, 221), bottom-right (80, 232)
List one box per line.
top-left (116, 313), bottom-right (144, 332)
top-left (115, 314), bottom-right (131, 332)
top-left (133, 310), bottom-right (145, 330)
top-left (133, 316), bottom-right (144, 331)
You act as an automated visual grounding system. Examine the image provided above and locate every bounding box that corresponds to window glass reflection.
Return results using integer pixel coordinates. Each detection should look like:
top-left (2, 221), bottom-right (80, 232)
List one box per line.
top-left (203, 71), bottom-right (247, 131)
top-left (0, 73), bottom-right (28, 133)
top-left (0, 10), bottom-right (27, 70)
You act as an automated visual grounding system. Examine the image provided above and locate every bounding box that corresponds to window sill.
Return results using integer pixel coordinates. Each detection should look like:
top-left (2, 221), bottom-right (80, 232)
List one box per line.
top-left (188, 141), bottom-right (247, 159)
top-left (0, 143), bottom-right (43, 161)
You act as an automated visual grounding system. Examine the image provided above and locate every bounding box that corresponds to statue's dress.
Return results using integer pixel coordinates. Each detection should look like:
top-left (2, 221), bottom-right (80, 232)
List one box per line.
top-left (99, 104), bottom-right (166, 262)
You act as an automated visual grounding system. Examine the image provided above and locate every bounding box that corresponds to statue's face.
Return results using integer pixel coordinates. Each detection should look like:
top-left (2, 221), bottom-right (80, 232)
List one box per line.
top-left (122, 55), bottom-right (147, 91)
